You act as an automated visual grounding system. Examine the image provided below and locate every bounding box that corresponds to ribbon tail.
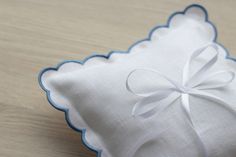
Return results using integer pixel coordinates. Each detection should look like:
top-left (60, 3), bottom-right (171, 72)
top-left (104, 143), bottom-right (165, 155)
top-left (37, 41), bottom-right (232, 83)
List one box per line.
top-left (181, 94), bottom-right (194, 125)
top-left (187, 119), bottom-right (209, 157)
top-left (185, 89), bottom-right (236, 157)
top-left (181, 94), bottom-right (208, 157)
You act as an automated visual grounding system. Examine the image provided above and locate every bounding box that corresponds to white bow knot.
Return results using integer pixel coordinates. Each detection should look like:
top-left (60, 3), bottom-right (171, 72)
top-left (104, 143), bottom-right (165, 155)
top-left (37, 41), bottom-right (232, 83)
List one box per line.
top-left (126, 44), bottom-right (234, 119)
top-left (126, 44), bottom-right (235, 157)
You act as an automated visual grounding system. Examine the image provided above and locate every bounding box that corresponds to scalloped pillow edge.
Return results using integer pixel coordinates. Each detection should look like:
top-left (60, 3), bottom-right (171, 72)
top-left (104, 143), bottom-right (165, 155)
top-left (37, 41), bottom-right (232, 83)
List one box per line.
top-left (38, 4), bottom-right (236, 157)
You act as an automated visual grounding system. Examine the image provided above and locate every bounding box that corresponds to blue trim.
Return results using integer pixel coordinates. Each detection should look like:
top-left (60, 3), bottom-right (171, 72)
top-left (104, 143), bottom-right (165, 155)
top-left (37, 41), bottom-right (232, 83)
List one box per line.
top-left (38, 4), bottom-right (236, 157)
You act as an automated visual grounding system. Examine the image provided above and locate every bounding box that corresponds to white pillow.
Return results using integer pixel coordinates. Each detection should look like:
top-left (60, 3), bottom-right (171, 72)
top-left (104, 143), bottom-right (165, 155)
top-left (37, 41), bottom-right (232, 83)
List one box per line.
top-left (39, 4), bottom-right (236, 157)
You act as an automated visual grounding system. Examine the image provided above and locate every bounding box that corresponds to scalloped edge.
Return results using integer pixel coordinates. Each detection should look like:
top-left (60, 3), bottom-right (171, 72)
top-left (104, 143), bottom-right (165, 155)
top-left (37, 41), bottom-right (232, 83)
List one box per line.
top-left (38, 4), bottom-right (236, 157)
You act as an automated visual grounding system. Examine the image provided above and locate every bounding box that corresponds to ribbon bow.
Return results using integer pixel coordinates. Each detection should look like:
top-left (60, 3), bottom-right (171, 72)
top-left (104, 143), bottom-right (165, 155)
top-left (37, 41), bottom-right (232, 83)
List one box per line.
top-left (126, 44), bottom-right (235, 157)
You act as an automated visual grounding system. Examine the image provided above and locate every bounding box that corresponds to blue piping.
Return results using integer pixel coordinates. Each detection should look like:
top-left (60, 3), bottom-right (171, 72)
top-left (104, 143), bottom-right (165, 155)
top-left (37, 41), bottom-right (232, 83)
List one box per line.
top-left (38, 4), bottom-right (236, 157)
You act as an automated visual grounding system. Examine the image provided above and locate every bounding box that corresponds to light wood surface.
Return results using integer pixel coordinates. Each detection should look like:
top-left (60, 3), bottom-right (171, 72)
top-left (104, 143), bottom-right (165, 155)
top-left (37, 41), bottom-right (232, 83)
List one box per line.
top-left (0, 0), bottom-right (235, 157)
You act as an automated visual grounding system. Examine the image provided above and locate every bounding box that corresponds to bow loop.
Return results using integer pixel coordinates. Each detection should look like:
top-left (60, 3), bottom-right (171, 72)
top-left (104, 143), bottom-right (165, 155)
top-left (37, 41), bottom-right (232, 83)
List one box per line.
top-left (194, 70), bottom-right (235, 90)
top-left (184, 44), bottom-right (219, 87)
top-left (126, 69), bottom-right (181, 97)
top-left (126, 69), bottom-right (180, 117)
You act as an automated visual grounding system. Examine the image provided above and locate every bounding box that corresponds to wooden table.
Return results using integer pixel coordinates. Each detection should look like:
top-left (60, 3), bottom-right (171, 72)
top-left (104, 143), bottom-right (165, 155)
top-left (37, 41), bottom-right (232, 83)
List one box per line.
top-left (0, 0), bottom-right (235, 156)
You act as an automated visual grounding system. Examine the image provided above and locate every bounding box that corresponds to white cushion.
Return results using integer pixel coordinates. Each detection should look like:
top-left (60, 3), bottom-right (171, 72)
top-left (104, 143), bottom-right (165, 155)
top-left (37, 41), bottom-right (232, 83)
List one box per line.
top-left (39, 4), bottom-right (236, 157)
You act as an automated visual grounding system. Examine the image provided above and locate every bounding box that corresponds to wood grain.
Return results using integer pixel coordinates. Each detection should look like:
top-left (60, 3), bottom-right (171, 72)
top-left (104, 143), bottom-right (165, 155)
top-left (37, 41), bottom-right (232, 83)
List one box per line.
top-left (0, 0), bottom-right (235, 156)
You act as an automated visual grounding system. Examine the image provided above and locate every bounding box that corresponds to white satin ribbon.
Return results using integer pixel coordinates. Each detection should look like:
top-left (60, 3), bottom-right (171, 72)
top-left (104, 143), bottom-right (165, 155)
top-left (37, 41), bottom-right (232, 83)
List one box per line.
top-left (126, 44), bottom-right (235, 157)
